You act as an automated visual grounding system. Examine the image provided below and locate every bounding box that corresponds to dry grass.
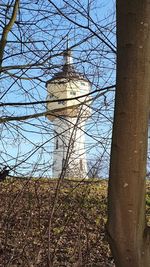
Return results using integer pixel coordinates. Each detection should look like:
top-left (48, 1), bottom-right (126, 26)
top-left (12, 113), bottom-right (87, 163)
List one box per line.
top-left (0, 178), bottom-right (149, 267)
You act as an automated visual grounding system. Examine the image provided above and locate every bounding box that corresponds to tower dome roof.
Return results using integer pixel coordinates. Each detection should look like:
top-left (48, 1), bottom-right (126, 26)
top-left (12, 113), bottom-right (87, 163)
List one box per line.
top-left (46, 49), bottom-right (89, 85)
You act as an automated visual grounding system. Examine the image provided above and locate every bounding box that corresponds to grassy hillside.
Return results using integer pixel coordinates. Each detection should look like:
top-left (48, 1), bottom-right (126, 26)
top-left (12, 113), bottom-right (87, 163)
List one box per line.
top-left (0, 178), bottom-right (149, 267)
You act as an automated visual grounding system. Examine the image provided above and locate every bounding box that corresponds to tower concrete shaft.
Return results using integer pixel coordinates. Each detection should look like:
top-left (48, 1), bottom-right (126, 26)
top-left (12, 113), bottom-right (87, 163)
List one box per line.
top-left (53, 117), bottom-right (88, 178)
top-left (46, 47), bottom-right (91, 178)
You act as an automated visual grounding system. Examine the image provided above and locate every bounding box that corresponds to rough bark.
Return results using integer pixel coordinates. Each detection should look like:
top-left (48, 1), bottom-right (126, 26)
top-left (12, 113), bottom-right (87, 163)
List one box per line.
top-left (0, 0), bottom-right (19, 67)
top-left (107, 1), bottom-right (150, 266)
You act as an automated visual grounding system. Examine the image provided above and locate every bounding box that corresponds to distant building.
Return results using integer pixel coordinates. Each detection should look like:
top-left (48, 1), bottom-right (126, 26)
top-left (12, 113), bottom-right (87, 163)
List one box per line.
top-left (46, 48), bottom-right (91, 178)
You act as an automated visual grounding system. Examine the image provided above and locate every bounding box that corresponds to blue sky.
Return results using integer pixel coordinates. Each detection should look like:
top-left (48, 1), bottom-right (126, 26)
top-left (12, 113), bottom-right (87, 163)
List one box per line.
top-left (0, 0), bottom-right (116, 178)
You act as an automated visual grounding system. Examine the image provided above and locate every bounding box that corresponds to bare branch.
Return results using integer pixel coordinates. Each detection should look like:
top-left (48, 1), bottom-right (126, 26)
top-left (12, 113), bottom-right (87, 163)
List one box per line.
top-left (0, 0), bottom-right (20, 66)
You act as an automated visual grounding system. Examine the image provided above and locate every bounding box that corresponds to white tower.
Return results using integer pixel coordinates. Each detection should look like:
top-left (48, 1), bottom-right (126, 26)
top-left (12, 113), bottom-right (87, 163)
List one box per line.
top-left (46, 49), bottom-right (91, 178)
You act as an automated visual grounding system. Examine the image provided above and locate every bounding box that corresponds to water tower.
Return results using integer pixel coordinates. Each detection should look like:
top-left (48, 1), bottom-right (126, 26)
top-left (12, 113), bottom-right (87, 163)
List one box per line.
top-left (46, 48), bottom-right (91, 178)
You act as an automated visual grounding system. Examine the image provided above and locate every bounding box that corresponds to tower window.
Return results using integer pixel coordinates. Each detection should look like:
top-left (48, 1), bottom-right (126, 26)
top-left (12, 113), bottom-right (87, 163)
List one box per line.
top-left (80, 159), bottom-right (83, 171)
top-left (70, 91), bottom-right (76, 95)
top-left (62, 158), bottom-right (65, 168)
top-left (58, 100), bottom-right (65, 104)
top-left (49, 94), bottom-right (54, 99)
top-left (56, 138), bottom-right (58, 149)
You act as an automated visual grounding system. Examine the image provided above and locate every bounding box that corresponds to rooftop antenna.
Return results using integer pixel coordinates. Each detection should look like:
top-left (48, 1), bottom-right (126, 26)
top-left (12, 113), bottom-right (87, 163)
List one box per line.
top-left (66, 34), bottom-right (69, 51)
top-left (63, 35), bottom-right (73, 65)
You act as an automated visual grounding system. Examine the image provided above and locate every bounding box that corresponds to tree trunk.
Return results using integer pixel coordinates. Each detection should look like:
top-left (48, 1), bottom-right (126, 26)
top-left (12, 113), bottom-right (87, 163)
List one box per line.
top-left (107, 1), bottom-right (150, 266)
